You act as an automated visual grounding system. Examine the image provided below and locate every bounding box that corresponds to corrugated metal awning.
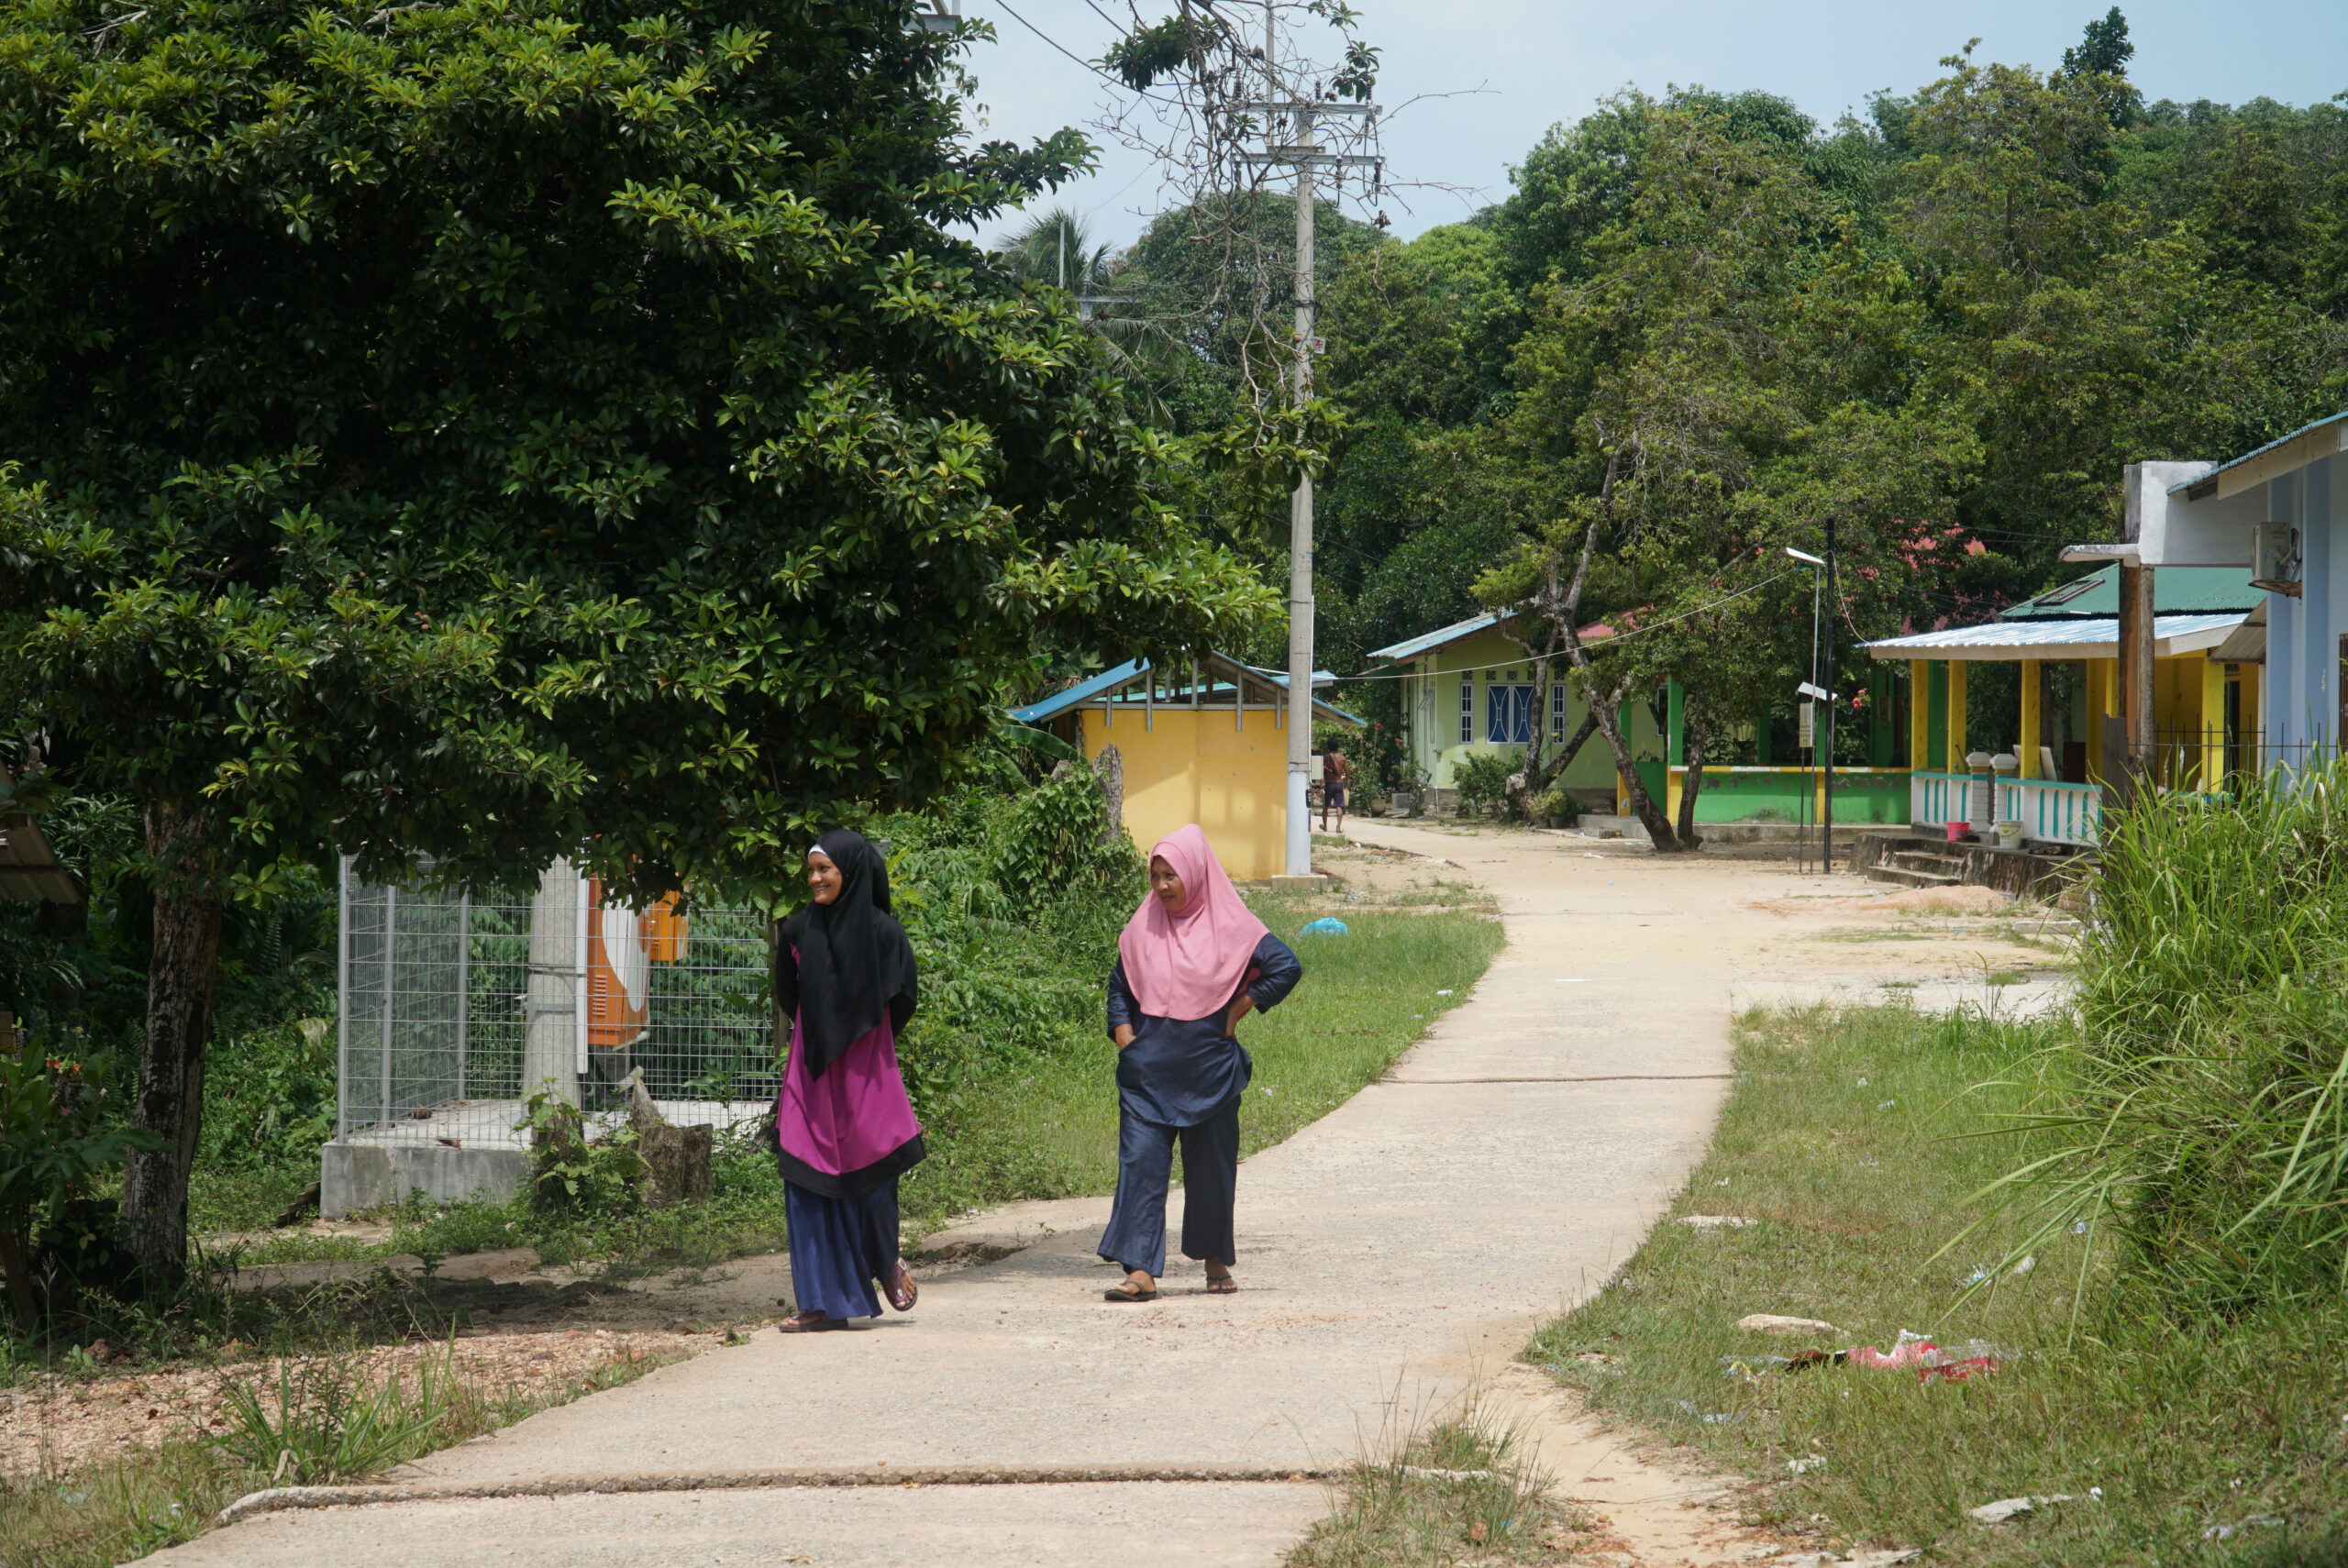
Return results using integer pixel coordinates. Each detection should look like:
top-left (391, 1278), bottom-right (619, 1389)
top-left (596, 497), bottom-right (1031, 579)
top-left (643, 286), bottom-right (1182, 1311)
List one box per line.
top-left (1861, 613), bottom-right (2248, 662)
top-left (2211, 601), bottom-right (2266, 664)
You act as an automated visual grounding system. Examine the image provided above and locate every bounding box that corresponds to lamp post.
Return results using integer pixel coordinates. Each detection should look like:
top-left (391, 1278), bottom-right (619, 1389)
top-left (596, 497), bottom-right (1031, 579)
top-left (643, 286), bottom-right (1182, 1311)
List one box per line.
top-left (1786, 544), bottom-right (1833, 872)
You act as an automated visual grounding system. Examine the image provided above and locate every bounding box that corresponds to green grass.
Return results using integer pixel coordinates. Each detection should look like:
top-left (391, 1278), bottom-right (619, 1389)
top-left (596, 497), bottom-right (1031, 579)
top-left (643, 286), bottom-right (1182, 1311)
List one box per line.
top-left (0, 1339), bottom-right (684, 1567)
top-left (903, 903), bottom-right (1502, 1222)
top-left (225, 900), bottom-right (1501, 1271)
top-left (1287, 1416), bottom-right (1592, 1567)
top-left (1526, 1003), bottom-right (2348, 1565)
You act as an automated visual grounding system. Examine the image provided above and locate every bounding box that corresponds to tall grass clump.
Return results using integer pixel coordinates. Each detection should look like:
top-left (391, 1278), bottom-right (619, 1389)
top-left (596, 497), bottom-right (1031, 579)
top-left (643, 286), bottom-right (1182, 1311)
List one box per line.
top-left (1988, 764), bottom-right (2348, 1311)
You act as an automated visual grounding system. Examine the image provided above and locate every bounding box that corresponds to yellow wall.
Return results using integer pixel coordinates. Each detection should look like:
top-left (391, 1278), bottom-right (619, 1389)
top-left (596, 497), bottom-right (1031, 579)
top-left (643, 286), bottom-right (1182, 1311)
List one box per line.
top-left (1078, 706), bottom-right (1289, 883)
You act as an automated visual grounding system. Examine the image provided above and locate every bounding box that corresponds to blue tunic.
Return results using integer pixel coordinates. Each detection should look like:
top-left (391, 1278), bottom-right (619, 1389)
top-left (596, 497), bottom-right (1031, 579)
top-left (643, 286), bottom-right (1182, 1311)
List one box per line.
top-left (1105, 933), bottom-right (1303, 1127)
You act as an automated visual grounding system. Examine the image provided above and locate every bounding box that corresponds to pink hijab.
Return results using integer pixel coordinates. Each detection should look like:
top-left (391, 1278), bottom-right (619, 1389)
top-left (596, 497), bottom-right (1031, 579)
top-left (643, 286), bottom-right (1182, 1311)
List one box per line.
top-left (1117, 824), bottom-right (1273, 1021)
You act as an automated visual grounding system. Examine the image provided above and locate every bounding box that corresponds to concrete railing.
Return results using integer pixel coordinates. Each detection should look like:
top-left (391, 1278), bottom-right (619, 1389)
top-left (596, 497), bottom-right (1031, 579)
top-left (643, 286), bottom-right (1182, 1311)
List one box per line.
top-left (1911, 770), bottom-right (2099, 846)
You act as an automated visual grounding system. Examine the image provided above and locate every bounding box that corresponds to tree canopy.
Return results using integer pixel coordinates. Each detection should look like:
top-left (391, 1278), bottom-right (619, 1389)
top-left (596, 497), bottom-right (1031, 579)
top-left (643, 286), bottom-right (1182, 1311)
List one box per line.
top-left (0, 0), bottom-right (1275, 1284)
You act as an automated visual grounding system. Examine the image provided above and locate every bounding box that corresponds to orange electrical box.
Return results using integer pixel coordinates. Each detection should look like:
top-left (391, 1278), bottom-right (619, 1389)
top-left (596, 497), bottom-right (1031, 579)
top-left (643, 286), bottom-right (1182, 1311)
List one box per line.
top-left (586, 885), bottom-right (688, 1049)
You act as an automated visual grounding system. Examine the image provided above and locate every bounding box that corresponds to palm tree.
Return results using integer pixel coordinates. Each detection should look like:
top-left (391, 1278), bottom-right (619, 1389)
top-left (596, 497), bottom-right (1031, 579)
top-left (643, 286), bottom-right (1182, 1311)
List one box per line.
top-left (991, 205), bottom-right (1118, 295)
top-left (991, 207), bottom-right (1182, 407)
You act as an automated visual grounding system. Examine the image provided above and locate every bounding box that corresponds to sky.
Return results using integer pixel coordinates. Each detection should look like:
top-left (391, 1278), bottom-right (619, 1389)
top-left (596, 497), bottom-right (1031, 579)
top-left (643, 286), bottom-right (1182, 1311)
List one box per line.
top-left (955, 0), bottom-right (2348, 253)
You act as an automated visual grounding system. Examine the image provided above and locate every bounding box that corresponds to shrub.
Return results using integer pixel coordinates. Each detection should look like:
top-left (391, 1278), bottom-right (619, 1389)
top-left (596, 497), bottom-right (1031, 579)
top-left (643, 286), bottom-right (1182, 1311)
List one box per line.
top-left (1452, 753), bottom-right (1516, 819)
top-left (1530, 786), bottom-right (1580, 824)
top-left (1978, 764), bottom-right (2348, 1312)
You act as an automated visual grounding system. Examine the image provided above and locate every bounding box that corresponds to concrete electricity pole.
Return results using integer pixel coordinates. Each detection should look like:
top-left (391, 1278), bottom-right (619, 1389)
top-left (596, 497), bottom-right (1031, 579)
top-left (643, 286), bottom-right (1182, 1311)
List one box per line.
top-left (1240, 12), bottom-right (1379, 879)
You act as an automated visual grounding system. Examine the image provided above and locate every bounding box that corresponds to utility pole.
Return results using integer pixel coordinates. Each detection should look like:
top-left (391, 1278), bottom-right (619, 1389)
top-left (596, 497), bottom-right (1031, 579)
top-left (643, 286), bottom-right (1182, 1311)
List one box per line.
top-left (1238, 12), bottom-right (1379, 881)
top-left (1822, 514), bottom-right (1838, 873)
top-left (1283, 93), bottom-right (1317, 879)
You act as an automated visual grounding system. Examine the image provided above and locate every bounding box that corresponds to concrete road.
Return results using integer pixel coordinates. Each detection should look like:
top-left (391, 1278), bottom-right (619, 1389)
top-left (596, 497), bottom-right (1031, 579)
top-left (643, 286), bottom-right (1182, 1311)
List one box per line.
top-left (158, 825), bottom-right (1968, 1566)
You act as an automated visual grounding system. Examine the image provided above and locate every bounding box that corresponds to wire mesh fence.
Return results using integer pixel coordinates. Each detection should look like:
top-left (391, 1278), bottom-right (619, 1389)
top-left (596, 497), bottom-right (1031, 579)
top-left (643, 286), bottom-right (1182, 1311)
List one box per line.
top-left (337, 857), bottom-right (776, 1152)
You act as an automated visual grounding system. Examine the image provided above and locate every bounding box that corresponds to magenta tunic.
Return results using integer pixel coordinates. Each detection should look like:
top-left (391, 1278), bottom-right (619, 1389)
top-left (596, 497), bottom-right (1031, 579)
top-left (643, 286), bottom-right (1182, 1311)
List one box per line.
top-left (775, 985), bottom-right (925, 1198)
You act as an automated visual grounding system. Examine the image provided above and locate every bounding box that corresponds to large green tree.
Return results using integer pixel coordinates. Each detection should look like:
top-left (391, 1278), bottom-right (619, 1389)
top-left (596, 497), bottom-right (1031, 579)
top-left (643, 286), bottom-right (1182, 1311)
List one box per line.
top-left (0, 0), bottom-right (1269, 1287)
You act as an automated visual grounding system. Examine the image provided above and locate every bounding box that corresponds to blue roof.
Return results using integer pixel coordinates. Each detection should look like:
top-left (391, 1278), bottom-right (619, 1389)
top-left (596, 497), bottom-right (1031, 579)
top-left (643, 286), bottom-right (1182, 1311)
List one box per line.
top-left (2166, 409), bottom-right (2348, 495)
top-left (1010, 655), bottom-right (1358, 726)
top-left (1366, 612), bottom-right (1510, 663)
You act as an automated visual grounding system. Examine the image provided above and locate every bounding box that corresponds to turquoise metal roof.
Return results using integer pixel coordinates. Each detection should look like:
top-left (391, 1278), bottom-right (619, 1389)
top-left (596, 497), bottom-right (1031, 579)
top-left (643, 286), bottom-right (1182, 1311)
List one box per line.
top-left (1010, 655), bottom-right (1357, 725)
top-left (1366, 612), bottom-right (1510, 663)
top-left (1998, 564), bottom-right (2261, 620)
top-left (2165, 409), bottom-right (2348, 495)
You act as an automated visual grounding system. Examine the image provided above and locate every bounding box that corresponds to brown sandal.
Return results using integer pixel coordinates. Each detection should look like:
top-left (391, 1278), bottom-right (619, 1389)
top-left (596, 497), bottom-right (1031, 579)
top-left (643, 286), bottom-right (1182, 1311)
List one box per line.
top-left (1103, 1282), bottom-right (1159, 1303)
top-left (887, 1266), bottom-right (918, 1313)
top-left (1206, 1275), bottom-right (1238, 1294)
top-left (779, 1312), bottom-right (847, 1333)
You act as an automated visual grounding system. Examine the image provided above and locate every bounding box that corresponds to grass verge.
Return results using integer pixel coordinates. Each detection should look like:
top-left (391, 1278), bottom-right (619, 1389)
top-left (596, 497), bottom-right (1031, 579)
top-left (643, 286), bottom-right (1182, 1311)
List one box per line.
top-left (0, 1337), bottom-right (684, 1566)
top-left (1287, 1415), bottom-right (1593, 1567)
top-left (1526, 1003), bottom-right (2348, 1565)
top-left (208, 900), bottom-right (1501, 1274)
top-left (903, 902), bottom-right (1503, 1221)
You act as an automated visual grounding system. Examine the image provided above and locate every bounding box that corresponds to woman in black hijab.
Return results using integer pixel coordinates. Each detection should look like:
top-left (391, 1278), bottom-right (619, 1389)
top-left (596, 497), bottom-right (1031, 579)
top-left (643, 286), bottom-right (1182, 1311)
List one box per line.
top-left (772, 830), bottom-right (924, 1332)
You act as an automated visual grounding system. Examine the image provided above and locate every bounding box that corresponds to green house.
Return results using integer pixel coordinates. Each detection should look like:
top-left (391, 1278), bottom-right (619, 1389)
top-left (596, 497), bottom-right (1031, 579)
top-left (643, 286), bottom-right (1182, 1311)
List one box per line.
top-left (1368, 612), bottom-right (1913, 823)
top-left (1366, 613), bottom-right (1663, 810)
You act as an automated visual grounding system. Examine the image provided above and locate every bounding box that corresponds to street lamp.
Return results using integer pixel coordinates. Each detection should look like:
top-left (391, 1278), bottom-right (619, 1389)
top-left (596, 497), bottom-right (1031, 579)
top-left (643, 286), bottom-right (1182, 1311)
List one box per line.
top-left (1783, 541), bottom-right (1838, 872)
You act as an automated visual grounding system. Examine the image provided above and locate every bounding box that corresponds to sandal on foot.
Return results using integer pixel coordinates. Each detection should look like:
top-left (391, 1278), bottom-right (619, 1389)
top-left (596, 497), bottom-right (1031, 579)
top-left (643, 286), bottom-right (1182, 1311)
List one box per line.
top-left (779, 1313), bottom-right (847, 1333)
top-left (1103, 1283), bottom-right (1158, 1303)
top-left (887, 1268), bottom-right (918, 1313)
top-left (1205, 1275), bottom-right (1238, 1294)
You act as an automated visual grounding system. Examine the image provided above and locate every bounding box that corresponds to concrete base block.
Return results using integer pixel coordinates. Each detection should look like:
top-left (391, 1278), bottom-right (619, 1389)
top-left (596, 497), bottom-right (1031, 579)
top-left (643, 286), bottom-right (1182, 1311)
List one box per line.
top-left (1267, 874), bottom-right (1328, 889)
top-left (322, 1140), bottom-right (532, 1219)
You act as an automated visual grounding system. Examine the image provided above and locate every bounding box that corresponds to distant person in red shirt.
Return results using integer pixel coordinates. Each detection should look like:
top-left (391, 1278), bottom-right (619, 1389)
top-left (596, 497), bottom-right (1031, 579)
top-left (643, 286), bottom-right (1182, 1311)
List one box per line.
top-left (1319, 747), bottom-right (1351, 832)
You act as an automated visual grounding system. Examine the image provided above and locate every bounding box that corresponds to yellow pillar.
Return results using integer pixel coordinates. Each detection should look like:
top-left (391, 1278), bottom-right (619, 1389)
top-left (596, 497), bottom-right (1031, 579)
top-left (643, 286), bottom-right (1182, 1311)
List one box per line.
top-left (1946, 661), bottom-right (1968, 765)
top-left (1909, 659), bottom-right (1930, 772)
top-left (2200, 654), bottom-right (2226, 791)
top-left (2019, 659), bottom-right (2041, 778)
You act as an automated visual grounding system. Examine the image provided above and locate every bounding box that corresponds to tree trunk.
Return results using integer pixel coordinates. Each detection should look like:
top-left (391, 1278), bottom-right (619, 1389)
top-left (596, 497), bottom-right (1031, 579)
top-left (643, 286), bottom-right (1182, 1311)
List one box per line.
top-left (1583, 679), bottom-right (1684, 851)
top-left (1552, 712), bottom-right (1599, 778)
top-left (121, 800), bottom-right (223, 1297)
top-left (1674, 700), bottom-right (1709, 851)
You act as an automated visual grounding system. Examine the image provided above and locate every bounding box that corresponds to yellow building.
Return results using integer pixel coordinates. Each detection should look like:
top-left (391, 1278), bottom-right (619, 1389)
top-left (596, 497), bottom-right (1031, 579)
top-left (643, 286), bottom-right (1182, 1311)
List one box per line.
top-left (1013, 655), bottom-right (1360, 883)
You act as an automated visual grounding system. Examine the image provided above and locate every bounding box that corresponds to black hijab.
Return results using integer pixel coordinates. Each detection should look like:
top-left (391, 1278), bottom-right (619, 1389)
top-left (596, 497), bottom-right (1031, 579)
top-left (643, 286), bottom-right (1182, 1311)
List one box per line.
top-left (777, 830), bottom-right (918, 1080)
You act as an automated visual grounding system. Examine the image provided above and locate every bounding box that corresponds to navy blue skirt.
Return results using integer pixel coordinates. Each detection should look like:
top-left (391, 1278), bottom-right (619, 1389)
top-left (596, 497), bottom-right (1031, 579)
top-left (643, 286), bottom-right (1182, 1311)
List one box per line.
top-left (784, 1177), bottom-right (901, 1320)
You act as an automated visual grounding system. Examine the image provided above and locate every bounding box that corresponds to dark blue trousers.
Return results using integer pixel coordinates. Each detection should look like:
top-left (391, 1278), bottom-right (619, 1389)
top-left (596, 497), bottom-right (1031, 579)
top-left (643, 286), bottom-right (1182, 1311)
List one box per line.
top-left (784, 1178), bottom-right (899, 1320)
top-left (1097, 1104), bottom-right (1240, 1277)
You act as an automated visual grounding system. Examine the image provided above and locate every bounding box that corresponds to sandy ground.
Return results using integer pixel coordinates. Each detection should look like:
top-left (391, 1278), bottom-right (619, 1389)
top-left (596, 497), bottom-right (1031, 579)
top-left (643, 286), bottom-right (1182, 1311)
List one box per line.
top-left (142, 827), bottom-right (2052, 1566)
top-left (1, 1331), bottom-right (704, 1478)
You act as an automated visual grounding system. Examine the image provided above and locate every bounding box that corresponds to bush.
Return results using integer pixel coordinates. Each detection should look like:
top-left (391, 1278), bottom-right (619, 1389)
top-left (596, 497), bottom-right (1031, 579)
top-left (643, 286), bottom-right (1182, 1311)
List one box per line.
top-left (1452, 753), bottom-right (1516, 818)
top-left (1983, 764), bottom-right (2348, 1312)
top-left (1529, 785), bottom-right (1580, 824)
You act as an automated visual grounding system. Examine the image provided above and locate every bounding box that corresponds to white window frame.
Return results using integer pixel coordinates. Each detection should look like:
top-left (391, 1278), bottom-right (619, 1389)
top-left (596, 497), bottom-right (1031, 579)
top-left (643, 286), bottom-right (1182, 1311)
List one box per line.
top-left (1550, 679), bottom-right (1569, 742)
top-left (1459, 676), bottom-right (1475, 744)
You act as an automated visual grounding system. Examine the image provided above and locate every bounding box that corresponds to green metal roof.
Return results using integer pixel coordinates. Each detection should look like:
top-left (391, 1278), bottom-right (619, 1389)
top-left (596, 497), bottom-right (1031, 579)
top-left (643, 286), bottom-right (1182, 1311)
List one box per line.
top-left (1999, 564), bottom-right (2261, 620)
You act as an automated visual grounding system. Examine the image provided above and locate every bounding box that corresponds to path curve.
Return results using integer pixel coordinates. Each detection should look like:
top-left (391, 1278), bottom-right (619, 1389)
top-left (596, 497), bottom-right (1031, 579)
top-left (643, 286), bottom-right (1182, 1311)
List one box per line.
top-left (158, 823), bottom-right (1750, 1567)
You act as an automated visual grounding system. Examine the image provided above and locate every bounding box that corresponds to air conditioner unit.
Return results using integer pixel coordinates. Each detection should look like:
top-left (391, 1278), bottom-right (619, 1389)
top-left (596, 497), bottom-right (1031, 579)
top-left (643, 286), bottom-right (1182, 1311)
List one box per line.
top-left (2251, 524), bottom-right (2302, 597)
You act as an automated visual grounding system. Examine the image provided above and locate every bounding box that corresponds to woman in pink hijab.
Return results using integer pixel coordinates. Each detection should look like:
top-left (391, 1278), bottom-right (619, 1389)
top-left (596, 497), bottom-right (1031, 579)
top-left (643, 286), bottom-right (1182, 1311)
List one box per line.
top-left (1097, 824), bottom-right (1302, 1302)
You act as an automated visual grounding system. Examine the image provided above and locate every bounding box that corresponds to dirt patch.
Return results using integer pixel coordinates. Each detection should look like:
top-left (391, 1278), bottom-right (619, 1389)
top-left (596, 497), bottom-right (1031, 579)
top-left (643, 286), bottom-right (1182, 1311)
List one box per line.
top-left (0, 1330), bottom-right (705, 1478)
top-left (1849, 884), bottom-right (2016, 915)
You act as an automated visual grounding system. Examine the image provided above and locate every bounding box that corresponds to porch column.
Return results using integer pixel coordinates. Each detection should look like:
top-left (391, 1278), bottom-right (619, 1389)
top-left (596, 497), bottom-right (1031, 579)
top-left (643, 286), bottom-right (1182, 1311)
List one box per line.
top-left (2019, 659), bottom-right (2042, 778)
top-left (1909, 660), bottom-right (1931, 771)
top-left (2118, 562), bottom-right (2155, 765)
top-left (1867, 666), bottom-right (1896, 765)
top-left (1946, 661), bottom-right (1967, 770)
top-left (2200, 653), bottom-right (2226, 790)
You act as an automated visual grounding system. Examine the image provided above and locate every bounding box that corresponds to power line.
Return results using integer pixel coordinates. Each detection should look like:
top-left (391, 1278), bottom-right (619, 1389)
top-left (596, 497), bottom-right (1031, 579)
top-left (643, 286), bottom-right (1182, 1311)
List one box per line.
top-left (988, 0), bottom-right (1186, 106)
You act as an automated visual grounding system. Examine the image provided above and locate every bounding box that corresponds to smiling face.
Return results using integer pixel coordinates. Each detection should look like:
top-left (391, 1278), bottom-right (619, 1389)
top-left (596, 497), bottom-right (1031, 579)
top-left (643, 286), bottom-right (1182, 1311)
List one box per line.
top-left (807, 849), bottom-right (843, 906)
top-left (1149, 855), bottom-right (1188, 914)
